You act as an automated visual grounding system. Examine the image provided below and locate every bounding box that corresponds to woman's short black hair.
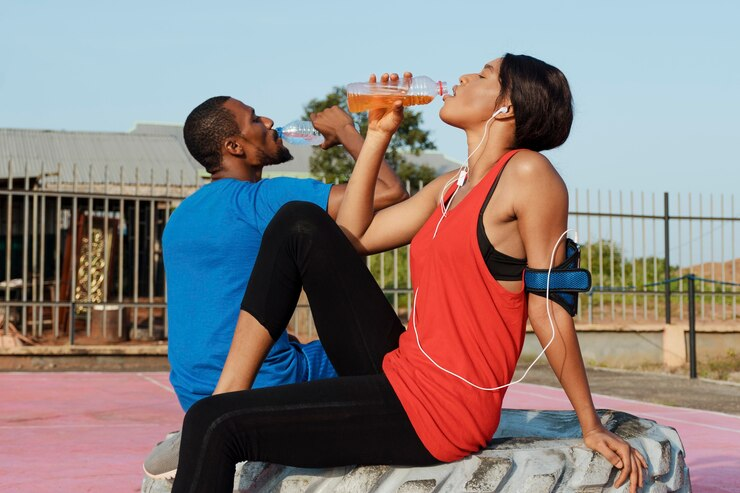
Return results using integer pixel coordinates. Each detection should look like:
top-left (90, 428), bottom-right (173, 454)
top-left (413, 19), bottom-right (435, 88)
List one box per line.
top-left (498, 54), bottom-right (573, 151)
top-left (183, 96), bottom-right (240, 174)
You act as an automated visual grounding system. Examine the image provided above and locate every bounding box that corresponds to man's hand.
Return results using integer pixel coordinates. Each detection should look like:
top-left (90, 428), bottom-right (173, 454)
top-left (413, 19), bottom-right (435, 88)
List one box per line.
top-left (310, 106), bottom-right (356, 150)
top-left (583, 425), bottom-right (648, 493)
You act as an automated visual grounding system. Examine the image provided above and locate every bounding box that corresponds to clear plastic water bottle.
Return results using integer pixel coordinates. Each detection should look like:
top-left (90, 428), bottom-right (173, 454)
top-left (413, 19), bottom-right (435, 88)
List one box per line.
top-left (276, 121), bottom-right (325, 146)
top-left (346, 75), bottom-right (448, 113)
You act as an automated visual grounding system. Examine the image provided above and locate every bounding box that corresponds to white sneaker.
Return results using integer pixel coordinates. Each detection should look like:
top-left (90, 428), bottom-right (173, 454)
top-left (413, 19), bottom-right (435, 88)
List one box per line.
top-left (143, 430), bottom-right (180, 480)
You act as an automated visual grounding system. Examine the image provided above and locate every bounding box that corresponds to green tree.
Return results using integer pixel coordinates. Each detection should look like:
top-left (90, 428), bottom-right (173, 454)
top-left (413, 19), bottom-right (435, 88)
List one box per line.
top-left (579, 240), bottom-right (679, 289)
top-left (580, 241), bottom-right (628, 287)
top-left (302, 87), bottom-right (438, 191)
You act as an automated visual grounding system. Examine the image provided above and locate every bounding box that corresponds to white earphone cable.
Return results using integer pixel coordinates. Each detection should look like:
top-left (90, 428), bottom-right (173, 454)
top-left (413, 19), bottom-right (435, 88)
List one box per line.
top-left (433, 106), bottom-right (508, 239)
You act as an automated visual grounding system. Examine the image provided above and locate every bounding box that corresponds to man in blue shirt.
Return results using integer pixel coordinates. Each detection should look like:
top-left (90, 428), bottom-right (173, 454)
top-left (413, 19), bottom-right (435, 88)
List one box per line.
top-left (144, 96), bottom-right (407, 479)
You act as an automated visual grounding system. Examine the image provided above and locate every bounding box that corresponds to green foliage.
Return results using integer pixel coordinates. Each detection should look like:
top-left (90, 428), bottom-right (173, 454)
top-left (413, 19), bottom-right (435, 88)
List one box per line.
top-left (397, 161), bottom-right (438, 189)
top-left (579, 240), bottom-right (680, 289)
top-left (367, 247), bottom-right (410, 289)
top-left (302, 87), bottom-right (438, 190)
top-left (366, 247), bottom-right (412, 320)
top-left (700, 348), bottom-right (740, 380)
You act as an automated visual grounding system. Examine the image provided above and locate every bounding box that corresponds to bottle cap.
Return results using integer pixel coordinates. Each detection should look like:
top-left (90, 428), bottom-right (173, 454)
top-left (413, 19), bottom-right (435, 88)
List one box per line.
top-left (438, 81), bottom-right (449, 96)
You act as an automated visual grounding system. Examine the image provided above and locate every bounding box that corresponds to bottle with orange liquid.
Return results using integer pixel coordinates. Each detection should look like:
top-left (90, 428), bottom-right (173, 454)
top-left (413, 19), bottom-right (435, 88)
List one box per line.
top-left (346, 75), bottom-right (448, 113)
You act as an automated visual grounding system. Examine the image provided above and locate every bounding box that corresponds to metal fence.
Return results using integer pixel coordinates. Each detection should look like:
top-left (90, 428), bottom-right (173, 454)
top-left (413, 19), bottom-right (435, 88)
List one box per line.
top-left (291, 188), bottom-right (740, 341)
top-left (571, 190), bottom-right (739, 325)
top-left (1, 162), bottom-right (199, 344)
top-left (2, 166), bottom-right (738, 346)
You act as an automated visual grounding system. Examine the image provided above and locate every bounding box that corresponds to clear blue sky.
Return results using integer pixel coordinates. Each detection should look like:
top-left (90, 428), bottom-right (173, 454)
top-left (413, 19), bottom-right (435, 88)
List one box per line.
top-left (2, 0), bottom-right (738, 196)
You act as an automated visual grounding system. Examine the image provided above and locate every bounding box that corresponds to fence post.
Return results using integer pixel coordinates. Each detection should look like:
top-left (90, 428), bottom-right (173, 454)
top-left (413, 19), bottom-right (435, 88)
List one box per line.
top-left (69, 302), bottom-right (76, 346)
top-left (664, 192), bottom-right (671, 324)
top-left (687, 274), bottom-right (697, 379)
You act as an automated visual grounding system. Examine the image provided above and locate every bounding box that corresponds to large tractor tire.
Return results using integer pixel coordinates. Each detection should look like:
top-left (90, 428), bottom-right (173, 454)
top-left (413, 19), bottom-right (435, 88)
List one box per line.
top-left (142, 409), bottom-right (690, 492)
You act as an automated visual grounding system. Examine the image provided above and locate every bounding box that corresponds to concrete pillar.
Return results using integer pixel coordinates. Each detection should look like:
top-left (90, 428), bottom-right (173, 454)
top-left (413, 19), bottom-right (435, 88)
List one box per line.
top-left (663, 325), bottom-right (687, 368)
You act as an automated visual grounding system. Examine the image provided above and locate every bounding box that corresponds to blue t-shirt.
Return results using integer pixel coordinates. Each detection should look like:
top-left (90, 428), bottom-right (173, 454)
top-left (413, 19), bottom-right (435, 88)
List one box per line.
top-left (163, 177), bottom-right (333, 411)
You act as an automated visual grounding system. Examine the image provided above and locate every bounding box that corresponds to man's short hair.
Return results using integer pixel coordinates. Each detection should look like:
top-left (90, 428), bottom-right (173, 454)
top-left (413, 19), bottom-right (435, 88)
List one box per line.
top-left (183, 96), bottom-right (240, 174)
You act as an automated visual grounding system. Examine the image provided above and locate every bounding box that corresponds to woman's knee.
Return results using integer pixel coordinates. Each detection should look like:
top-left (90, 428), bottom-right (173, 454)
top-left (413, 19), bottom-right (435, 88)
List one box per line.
top-left (266, 201), bottom-right (334, 242)
top-left (183, 394), bottom-right (243, 444)
top-left (182, 396), bottom-right (220, 436)
top-left (183, 395), bottom-right (243, 450)
top-left (181, 396), bottom-right (250, 470)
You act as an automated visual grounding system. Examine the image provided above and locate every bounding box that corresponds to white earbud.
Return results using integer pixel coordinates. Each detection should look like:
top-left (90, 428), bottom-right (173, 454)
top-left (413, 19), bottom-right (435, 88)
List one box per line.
top-left (494, 106), bottom-right (509, 116)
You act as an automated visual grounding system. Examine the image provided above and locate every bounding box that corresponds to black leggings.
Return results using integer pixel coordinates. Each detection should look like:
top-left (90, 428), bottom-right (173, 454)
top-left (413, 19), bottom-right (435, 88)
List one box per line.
top-left (171, 202), bottom-right (437, 493)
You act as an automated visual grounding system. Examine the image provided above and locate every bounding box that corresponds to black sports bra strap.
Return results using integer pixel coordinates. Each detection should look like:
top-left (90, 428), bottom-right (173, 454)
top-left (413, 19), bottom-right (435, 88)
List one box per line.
top-left (479, 163), bottom-right (507, 219)
top-left (477, 159), bottom-right (527, 281)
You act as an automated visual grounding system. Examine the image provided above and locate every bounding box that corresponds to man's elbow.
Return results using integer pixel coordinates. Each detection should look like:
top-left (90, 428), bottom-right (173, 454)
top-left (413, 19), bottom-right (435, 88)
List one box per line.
top-left (373, 186), bottom-right (409, 211)
top-left (393, 186), bottom-right (410, 203)
top-left (380, 185), bottom-right (409, 208)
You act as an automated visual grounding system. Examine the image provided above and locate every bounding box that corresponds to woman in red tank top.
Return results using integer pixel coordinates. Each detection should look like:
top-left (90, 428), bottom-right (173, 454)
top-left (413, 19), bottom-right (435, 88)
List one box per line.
top-left (172, 56), bottom-right (646, 493)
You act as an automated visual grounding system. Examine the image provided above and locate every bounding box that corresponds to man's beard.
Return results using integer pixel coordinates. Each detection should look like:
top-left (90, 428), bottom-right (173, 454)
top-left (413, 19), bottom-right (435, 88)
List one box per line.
top-left (259, 145), bottom-right (293, 166)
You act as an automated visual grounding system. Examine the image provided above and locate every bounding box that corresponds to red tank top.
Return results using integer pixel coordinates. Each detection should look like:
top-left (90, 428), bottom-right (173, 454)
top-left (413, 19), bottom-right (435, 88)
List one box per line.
top-left (382, 150), bottom-right (528, 462)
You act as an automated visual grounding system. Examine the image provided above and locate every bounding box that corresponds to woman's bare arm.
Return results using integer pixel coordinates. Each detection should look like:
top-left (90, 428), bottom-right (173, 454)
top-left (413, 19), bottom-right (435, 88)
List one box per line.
top-left (332, 73), bottom-right (454, 254)
top-left (310, 106), bottom-right (409, 217)
top-left (513, 151), bottom-right (647, 493)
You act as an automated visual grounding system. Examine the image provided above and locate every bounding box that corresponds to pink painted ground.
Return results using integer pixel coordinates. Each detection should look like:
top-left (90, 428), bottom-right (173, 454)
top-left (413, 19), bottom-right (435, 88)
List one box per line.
top-left (1, 372), bottom-right (737, 493)
top-left (1, 372), bottom-right (184, 493)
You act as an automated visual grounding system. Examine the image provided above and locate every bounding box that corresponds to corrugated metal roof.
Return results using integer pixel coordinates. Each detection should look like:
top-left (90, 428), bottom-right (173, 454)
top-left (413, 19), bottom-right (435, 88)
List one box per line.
top-left (130, 123), bottom-right (203, 174)
top-left (404, 151), bottom-right (461, 173)
top-left (0, 128), bottom-right (201, 187)
top-left (0, 124), bottom-right (461, 190)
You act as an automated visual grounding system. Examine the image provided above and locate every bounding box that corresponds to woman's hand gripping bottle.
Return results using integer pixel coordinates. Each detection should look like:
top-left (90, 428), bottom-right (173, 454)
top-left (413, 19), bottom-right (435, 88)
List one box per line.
top-left (346, 75), bottom-right (448, 113)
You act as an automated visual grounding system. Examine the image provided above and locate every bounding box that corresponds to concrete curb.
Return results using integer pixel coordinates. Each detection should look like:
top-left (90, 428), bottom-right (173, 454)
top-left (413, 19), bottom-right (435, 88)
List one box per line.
top-left (0, 345), bottom-right (168, 355)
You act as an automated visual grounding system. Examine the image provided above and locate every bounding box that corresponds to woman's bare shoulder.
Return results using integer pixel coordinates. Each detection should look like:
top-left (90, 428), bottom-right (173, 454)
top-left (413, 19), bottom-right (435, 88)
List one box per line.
top-left (507, 150), bottom-right (566, 190)
top-left (508, 149), bottom-right (556, 174)
top-left (503, 150), bottom-right (568, 216)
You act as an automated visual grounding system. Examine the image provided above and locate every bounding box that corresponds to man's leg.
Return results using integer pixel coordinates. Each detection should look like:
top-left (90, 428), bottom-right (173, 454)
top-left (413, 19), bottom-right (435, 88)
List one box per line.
top-left (293, 339), bottom-right (338, 381)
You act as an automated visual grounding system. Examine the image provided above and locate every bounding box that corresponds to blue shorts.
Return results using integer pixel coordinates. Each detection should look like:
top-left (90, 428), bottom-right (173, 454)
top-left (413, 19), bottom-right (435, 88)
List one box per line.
top-left (293, 340), bottom-right (338, 381)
